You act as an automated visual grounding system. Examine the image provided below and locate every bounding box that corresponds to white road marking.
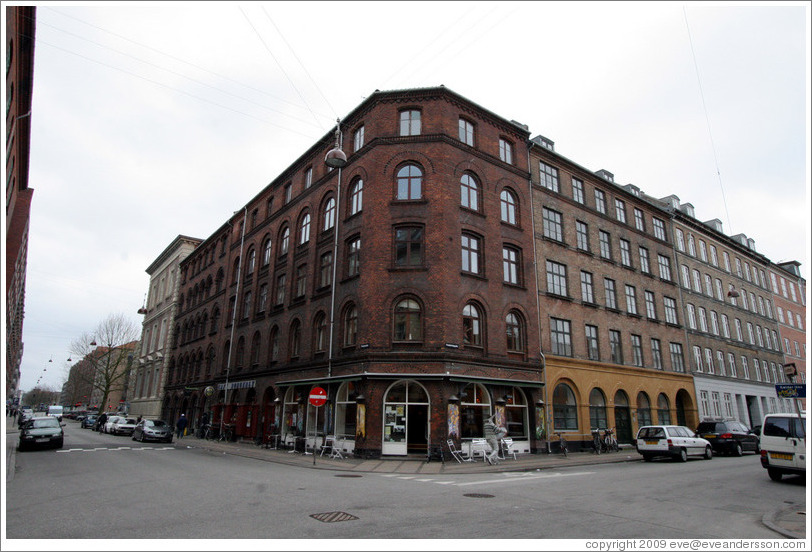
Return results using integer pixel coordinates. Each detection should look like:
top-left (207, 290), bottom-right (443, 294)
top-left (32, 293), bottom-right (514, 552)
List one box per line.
top-left (454, 471), bottom-right (595, 486)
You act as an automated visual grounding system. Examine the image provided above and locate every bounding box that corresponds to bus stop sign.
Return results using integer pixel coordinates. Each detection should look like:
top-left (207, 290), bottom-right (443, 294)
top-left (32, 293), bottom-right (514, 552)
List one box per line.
top-left (309, 387), bottom-right (327, 407)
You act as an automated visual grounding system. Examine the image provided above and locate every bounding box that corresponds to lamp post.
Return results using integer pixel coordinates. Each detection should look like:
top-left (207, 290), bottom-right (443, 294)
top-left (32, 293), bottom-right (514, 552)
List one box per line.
top-left (325, 118), bottom-right (347, 381)
top-left (221, 206), bottom-right (247, 439)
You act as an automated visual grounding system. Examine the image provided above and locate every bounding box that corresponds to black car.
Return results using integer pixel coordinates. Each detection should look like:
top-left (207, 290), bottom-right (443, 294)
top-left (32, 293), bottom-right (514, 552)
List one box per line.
top-left (19, 416), bottom-right (64, 451)
top-left (81, 414), bottom-right (97, 429)
top-left (696, 419), bottom-right (759, 456)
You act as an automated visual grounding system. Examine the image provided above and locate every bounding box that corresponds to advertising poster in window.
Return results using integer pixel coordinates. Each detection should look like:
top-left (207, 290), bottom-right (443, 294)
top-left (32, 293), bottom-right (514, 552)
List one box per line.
top-left (536, 406), bottom-right (546, 440)
top-left (356, 404), bottom-right (365, 439)
top-left (447, 403), bottom-right (459, 439)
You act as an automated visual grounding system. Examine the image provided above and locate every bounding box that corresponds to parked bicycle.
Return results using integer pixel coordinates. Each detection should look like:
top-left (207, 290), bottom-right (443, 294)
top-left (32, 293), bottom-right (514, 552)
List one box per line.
top-left (591, 428), bottom-right (602, 454)
top-left (602, 428), bottom-right (619, 452)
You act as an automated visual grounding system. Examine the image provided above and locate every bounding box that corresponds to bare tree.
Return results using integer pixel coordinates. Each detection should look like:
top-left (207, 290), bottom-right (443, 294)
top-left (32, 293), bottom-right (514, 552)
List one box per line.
top-left (69, 313), bottom-right (140, 414)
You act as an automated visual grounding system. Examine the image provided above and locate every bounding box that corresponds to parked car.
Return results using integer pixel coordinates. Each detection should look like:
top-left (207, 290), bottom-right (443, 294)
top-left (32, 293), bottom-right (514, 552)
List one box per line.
top-left (19, 416), bottom-right (64, 451)
top-left (132, 419), bottom-right (174, 443)
top-left (81, 414), bottom-right (97, 429)
top-left (695, 419), bottom-right (760, 456)
top-left (636, 425), bottom-right (713, 462)
top-left (102, 416), bottom-right (123, 434)
top-left (760, 412), bottom-right (806, 482)
top-left (109, 417), bottom-right (137, 436)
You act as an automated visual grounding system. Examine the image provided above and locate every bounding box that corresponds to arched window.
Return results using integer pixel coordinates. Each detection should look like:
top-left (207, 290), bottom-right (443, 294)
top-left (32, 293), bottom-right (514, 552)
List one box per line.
top-left (298, 212), bottom-right (311, 245)
top-left (460, 173), bottom-right (479, 211)
top-left (268, 325), bottom-right (279, 363)
top-left (289, 320), bottom-right (301, 358)
top-left (334, 381), bottom-right (358, 439)
top-left (396, 164), bottom-right (422, 200)
top-left (250, 332), bottom-right (261, 368)
top-left (246, 247), bottom-right (256, 274)
top-left (322, 197), bottom-right (336, 232)
top-left (462, 302), bottom-right (484, 347)
top-left (505, 311), bottom-right (525, 352)
top-left (343, 304), bottom-right (358, 346)
top-left (460, 383), bottom-right (491, 439)
top-left (637, 392), bottom-right (652, 427)
top-left (235, 337), bottom-right (245, 371)
top-left (394, 297), bottom-right (422, 341)
top-left (222, 341), bottom-right (230, 373)
top-left (657, 393), bottom-right (671, 424)
top-left (261, 236), bottom-right (272, 267)
top-left (279, 226), bottom-right (290, 257)
top-left (589, 388), bottom-right (608, 429)
top-left (500, 189), bottom-right (518, 225)
top-left (205, 347), bottom-right (215, 378)
top-left (553, 383), bottom-right (578, 430)
top-left (313, 312), bottom-right (327, 353)
top-left (504, 387), bottom-right (528, 438)
top-left (350, 179), bottom-right (363, 215)
top-left (232, 257), bottom-right (240, 284)
top-left (210, 306), bottom-right (220, 334)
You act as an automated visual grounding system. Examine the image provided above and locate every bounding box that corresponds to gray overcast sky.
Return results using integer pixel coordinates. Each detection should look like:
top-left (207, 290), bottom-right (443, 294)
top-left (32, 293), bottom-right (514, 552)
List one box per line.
top-left (10, 1), bottom-right (810, 395)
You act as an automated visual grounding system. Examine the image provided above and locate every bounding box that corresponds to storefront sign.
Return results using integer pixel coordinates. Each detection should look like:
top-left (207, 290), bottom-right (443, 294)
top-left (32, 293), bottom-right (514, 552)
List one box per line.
top-left (217, 380), bottom-right (256, 391)
top-left (775, 383), bottom-right (806, 399)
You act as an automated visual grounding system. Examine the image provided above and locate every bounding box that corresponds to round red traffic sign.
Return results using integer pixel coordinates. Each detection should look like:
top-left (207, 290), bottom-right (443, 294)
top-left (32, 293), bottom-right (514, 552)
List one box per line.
top-left (309, 386), bottom-right (327, 407)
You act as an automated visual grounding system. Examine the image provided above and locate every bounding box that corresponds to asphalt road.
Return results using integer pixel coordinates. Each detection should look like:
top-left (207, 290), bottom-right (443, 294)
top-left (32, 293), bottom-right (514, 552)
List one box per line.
top-left (5, 420), bottom-right (806, 542)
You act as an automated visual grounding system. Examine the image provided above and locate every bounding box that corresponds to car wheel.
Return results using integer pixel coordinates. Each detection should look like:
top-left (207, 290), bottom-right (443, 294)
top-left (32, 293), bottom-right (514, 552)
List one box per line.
top-left (734, 443), bottom-right (743, 457)
top-left (768, 468), bottom-right (783, 482)
top-left (676, 448), bottom-right (688, 462)
top-left (755, 443), bottom-right (760, 454)
top-left (18, 442), bottom-right (26, 452)
top-left (642, 454), bottom-right (653, 462)
top-left (55, 440), bottom-right (63, 449)
top-left (704, 446), bottom-right (713, 460)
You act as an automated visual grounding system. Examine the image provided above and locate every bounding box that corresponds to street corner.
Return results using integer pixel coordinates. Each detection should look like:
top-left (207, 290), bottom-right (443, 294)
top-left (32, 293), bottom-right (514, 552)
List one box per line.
top-left (762, 503), bottom-right (807, 539)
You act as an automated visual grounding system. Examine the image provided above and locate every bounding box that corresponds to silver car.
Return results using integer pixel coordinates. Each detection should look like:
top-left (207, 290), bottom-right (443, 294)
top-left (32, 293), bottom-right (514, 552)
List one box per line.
top-left (131, 419), bottom-right (173, 443)
top-left (636, 425), bottom-right (713, 462)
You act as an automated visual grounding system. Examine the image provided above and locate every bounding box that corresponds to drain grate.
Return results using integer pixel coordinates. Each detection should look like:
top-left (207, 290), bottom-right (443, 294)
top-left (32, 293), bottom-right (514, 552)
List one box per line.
top-left (310, 511), bottom-right (359, 523)
top-left (463, 493), bottom-right (495, 499)
top-left (334, 474), bottom-right (362, 478)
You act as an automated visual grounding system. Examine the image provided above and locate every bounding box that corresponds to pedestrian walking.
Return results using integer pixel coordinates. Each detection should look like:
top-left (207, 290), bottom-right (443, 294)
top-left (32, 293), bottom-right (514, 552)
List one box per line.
top-left (176, 413), bottom-right (188, 438)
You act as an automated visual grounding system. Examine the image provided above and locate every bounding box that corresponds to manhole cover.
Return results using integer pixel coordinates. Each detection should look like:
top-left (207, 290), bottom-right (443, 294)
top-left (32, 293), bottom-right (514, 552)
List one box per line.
top-left (334, 474), bottom-right (362, 478)
top-left (310, 511), bottom-right (359, 523)
top-left (463, 493), bottom-right (495, 498)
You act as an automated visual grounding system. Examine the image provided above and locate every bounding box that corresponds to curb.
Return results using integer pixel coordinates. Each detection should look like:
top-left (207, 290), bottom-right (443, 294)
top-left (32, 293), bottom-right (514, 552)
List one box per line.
top-left (762, 504), bottom-right (806, 540)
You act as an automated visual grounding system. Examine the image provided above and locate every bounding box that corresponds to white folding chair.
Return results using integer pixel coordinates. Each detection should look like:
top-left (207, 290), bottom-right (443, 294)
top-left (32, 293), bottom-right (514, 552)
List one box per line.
top-left (500, 437), bottom-right (517, 460)
top-left (447, 439), bottom-right (472, 463)
top-left (329, 436), bottom-right (345, 459)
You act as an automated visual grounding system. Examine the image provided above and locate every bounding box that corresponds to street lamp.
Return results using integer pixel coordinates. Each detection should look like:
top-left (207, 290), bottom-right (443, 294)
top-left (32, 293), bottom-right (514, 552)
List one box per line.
top-left (221, 205), bottom-right (247, 438)
top-left (324, 118), bottom-right (347, 381)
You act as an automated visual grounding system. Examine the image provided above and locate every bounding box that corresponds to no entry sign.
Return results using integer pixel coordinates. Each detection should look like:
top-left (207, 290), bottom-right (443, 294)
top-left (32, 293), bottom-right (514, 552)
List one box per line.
top-left (309, 387), bottom-right (327, 407)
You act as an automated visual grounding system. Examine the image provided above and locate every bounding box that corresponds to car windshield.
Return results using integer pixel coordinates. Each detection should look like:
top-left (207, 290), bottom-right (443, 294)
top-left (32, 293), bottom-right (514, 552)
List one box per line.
top-left (638, 427), bottom-right (665, 439)
top-left (147, 420), bottom-right (168, 428)
top-left (697, 422), bottom-right (725, 433)
top-left (124, 419), bottom-right (136, 424)
top-left (29, 418), bottom-right (60, 429)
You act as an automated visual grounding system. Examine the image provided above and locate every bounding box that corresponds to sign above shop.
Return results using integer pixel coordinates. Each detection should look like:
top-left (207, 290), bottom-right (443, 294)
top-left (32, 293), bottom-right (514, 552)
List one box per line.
top-left (217, 380), bottom-right (256, 391)
top-left (309, 387), bottom-right (327, 407)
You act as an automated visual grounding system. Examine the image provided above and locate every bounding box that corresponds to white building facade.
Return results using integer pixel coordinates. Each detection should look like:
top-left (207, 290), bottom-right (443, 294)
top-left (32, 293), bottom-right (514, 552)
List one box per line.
top-left (129, 235), bottom-right (201, 418)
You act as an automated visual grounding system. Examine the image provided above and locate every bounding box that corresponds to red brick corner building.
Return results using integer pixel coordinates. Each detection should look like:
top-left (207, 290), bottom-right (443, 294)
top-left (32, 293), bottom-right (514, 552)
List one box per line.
top-left (165, 87), bottom-right (544, 458)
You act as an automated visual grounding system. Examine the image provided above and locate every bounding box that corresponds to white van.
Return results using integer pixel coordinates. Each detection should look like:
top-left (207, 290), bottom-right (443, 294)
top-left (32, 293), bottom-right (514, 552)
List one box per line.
top-left (760, 412), bottom-right (806, 481)
top-left (46, 405), bottom-right (64, 422)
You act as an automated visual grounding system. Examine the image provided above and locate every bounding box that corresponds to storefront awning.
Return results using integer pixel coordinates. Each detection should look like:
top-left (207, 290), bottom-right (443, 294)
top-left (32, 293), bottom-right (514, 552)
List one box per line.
top-left (217, 380), bottom-right (256, 391)
top-left (276, 374), bottom-right (362, 387)
top-left (277, 373), bottom-right (543, 388)
top-left (448, 376), bottom-right (544, 388)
